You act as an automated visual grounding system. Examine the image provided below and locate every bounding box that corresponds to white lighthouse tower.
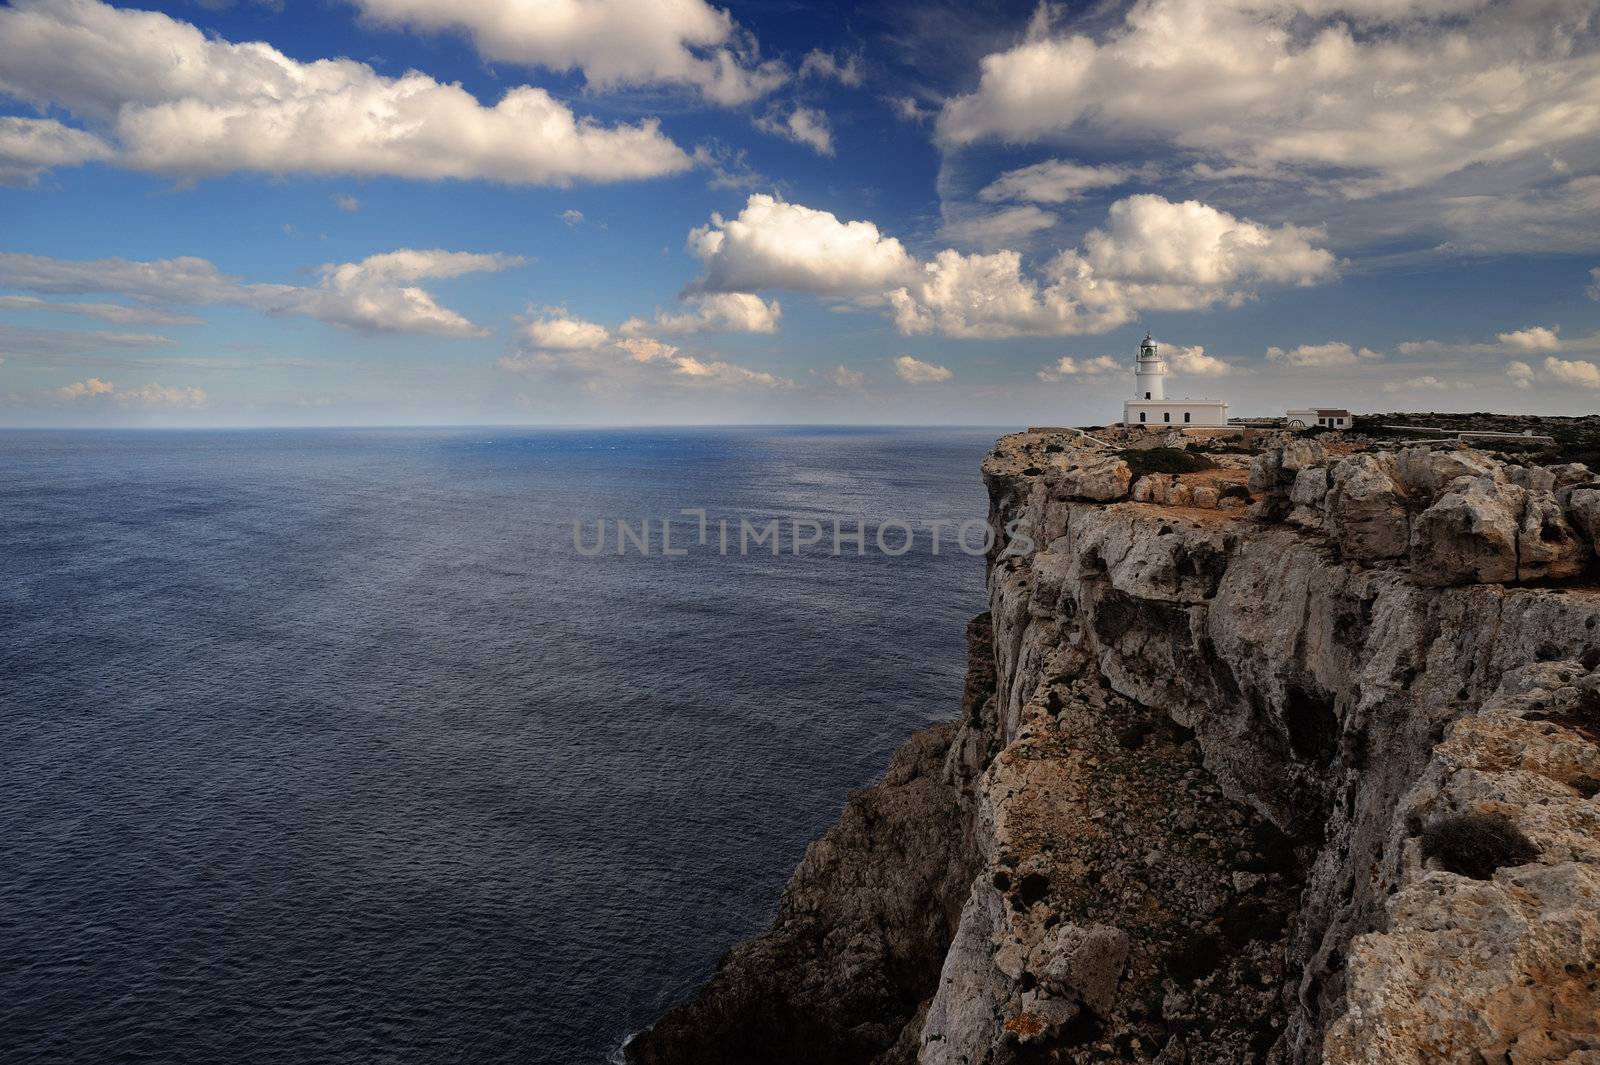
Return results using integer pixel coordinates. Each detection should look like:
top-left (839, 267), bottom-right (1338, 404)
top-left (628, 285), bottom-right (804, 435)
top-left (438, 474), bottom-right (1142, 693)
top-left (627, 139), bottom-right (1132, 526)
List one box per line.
top-left (1121, 334), bottom-right (1229, 428)
top-left (1133, 333), bottom-right (1165, 401)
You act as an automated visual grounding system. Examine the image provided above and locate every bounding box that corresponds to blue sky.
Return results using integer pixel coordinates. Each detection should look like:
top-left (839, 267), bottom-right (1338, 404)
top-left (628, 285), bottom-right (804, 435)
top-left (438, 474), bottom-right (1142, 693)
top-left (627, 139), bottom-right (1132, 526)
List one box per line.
top-left (2, 0), bottom-right (1599, 427)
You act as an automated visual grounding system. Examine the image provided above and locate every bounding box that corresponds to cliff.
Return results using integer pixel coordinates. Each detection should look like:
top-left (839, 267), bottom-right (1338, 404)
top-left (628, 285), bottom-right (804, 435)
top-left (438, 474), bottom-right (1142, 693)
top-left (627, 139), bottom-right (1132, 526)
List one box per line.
top-left (627, 427), bottom-right (1600, 1065)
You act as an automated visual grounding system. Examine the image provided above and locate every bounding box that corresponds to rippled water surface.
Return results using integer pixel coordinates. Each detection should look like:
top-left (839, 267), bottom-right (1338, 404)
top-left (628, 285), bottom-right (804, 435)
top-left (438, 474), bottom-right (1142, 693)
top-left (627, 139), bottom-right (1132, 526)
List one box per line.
top-left (0, 427), bottom-right (998, 1065)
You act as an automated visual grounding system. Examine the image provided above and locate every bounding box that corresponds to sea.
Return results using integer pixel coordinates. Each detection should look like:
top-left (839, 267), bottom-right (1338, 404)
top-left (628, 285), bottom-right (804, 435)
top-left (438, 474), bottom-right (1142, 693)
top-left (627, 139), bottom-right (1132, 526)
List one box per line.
top-left (0, 426), bottom-right (1001, 1065)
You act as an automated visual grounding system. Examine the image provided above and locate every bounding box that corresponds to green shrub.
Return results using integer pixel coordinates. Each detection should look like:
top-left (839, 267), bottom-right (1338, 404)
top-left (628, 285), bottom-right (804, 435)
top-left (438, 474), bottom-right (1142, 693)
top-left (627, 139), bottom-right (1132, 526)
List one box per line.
top-left (1124, 447), bottom-right (1217, 478)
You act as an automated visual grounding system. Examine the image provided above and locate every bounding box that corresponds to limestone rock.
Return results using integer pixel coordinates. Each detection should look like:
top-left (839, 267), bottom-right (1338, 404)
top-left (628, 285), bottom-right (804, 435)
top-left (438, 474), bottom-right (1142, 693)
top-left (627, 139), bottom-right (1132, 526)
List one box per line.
top-left (1394, 447), bottom-right (1497, 498)
top-left (1281, 438), bottom-right (1327, 472)
top-left (1518, 490), bottom-right (1586, 581)
top-left (1410, 475), bottom-right (1524, 585)
top-left (1034, 923), bottom-right (1129, 1018)
top-left (1326, 454), bottom-right (1409, 560)
top-left (1567, 487), bottom-right (1600, 555)
top-left (1192, 485), bottom-right (1219, 509)
top-left (1051, 453), bottom-right (1132, 502)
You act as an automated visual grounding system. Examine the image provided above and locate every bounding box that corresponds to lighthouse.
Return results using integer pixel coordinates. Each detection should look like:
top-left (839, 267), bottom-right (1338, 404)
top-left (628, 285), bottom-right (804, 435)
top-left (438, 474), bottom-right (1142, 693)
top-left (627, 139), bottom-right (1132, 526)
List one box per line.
top-left (1121, 334), bottom-right (1229, 428)
top-left (1133, 333), bottom-right (1165, 401)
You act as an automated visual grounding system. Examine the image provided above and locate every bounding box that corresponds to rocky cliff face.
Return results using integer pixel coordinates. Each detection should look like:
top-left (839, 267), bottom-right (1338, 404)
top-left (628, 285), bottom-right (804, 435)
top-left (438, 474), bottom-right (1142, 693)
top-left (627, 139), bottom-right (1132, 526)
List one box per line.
top-left (628, 430), bottom-right (1600, 1065)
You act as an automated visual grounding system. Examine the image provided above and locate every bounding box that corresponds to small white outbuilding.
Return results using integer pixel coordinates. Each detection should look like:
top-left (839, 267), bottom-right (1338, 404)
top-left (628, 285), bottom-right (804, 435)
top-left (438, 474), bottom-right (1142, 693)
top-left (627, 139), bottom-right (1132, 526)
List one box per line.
top-left (1285, 408), bottom-right (1351, 430)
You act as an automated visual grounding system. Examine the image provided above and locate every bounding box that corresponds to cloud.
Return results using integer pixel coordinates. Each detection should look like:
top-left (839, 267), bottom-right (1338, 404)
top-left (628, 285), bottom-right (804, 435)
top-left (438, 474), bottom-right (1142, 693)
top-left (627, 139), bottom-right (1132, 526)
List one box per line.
top-left (0, 251), bottom-right (281, 305)
top-left (1266, 341), bottom-right (1382, 367)
top-left (888, 95), bottom-right (933, 124)
top-left (293, 249), bottom-right (522, 336)
top-left (667, 354), bottom-right (789, 388)
top-left (1497, 325), bottom-right (1561, 351)
top-left (690, 192), bottom-right (1334, 338)
top-left (799, 49), bottom-right (863, 87)
top-left (936, 0), bottom-right (1600, 196)
top-left (828, 364), bottom-right (865, 389)
top-left (1381, 375), bottom-right (1452, 393)
top-left (690, 142), bottom-right (768, 191)
top-left (614, 337), bottom-right (678, 363)
top-left (621, 293), bottom-right (781, 336)
top-left (348, 0), bottom-right (786, 105)
top-left (1166, 344), bottom-right (1234, 376)
top-left (0, 248), bottom-right (519, 337)
top-left (56, 376), bottom-right (114, 399)
top-left (0, 0), bottom-right (692, 185)
top-left (893, 354), bottom-right (952, 383)
top-left (520, 310), bottom-right (611, 350)
top-left (116, 382), bottom-right (208, 408)
top-left (688, 194), bottom-right (918, 296)
top-left (0, 294), bottom-right (200, 325)
top-left (1506, 360), bottom-right (1535, 389)
top-left (502, 335), bottom-right (791, 391)
top-left (0, 323), bottom-right (175, 359)
top-left (978, 160), bottom-right (1138, 204)
top-left (939, 205), bottom-right (1059, 248)
top-left (559, 209), bottom-right (584, 227)
top-left (333, 194), bottom-right (361, 212)
top-left (754, 106), bottom-right (834, 156)
top-left (0, 115), bottom-right (113, 184)
top-left (893, 195), bottom-right (1336, 338)
top-left (1543, 356), bottom-right (1600, 389)
top-left (54, 376), bottom-right (207, 407)
top-left (1037, 354), bottom-right (1118, 381)
top-left (1590, 267), bottom-right (1600, 302)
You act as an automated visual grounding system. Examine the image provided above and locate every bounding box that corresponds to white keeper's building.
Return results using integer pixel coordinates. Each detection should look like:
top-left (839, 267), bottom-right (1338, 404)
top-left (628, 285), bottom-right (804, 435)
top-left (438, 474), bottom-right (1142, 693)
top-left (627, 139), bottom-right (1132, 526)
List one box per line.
top-left (1122, 334), bottom-right (1229, 428)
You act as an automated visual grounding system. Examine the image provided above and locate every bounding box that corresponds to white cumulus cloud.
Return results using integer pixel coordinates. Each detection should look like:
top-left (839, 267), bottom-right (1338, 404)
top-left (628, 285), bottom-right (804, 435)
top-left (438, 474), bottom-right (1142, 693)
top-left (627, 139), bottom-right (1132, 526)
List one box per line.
top-left (1166, 344), bottom-right (1234, 376)
top-left (1506, 360), bottom-right (1535, 389)
top-left (937, 0), bottom-right (1600, 196)
top-left (294, 250), bottom-right (523, 336)
top-left (349, 0), bottom-right (786, 106)
top-left (0, 115), bottom-right (113, 185)
top-left (521, 311), bottom-right (612, 350)
top-left (1543, 356), bottom-right (1600, 389)
top-left (798, 49), bottom-right (863, 87)
top-left (893, 354), bottom-right (952, 383)
top-left (691, 193), bottom-right (1335, 338)
top-left (1497, 325), bottom-right (1561, 351)
top-left (828, 364), bottom-right (865, 389)
top-left (621, 293), bottom-right (781, 336)
top-left (1266, 341), bottom-right (1382, 367)
top-left (0, 0), bottom-right (692, 185)
top-left (754, 105), bottom-right (834, 156)
top-left (1037, 355), bottom-right (1119, 381)
top-left (979, 160), bottom-right (1140, 204)
top-left (688, 194), bottom-right (918, 296)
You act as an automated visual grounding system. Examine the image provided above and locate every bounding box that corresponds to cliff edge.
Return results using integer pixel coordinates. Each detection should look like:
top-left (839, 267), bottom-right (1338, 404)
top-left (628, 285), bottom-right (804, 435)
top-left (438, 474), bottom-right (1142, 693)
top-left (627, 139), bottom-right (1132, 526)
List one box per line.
top-left (628, 426), bottom-right (1600, 1065)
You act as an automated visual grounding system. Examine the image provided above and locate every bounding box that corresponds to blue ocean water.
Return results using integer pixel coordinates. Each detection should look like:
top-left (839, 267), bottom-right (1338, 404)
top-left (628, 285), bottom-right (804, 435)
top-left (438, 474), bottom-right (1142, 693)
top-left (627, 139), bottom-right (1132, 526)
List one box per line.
top-left (0, 427), bottom-right (998, 1065)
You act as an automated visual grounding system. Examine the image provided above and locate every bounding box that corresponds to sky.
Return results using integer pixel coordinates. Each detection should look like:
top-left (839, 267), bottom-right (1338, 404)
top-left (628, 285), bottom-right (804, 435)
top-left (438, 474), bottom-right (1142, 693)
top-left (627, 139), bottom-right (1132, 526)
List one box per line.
top-left (2, 0), bottom-right (1599, 427)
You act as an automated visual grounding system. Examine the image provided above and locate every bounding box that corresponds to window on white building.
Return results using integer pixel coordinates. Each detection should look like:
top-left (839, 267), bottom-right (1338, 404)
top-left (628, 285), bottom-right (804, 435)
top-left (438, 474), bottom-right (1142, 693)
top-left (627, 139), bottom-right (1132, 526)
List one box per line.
top-left (1183, 412), bottom-right (1191, 423)
top-left (1145, 392), bottom-right (1151, 399)
top-left (1139, 412), bottom-right (1146, 422)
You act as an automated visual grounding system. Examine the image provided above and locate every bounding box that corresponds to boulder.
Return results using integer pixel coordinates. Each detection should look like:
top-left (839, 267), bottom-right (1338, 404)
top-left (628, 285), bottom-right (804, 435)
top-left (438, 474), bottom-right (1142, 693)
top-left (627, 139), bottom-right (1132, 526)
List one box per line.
top-left (1394, 447), bottom-right (1497, 498)
top-left (1051, 454), bottom-right (1132, 502)
top-left (1518, 491), bottom-right (1586, 581)
top-left (1290, 467), bottom-right (1330, 507)
top-left (1131, 475), bottom-right (1159, 503)
top-left (1168, 482), bottom-right (1193, 508)
top-left (1567, 487), bottom-right (1600, 555)
top-left (1326, 454), bottom-right (1409, 560)
top-left (1191, 485), bottom-right (1219, 509)
top-left (1280, 438), bottom-right (1327, 472)
top-left (1410, 475), bottom-right (1525, 585)
top-left (1034, 924), bottom-right (1129, 1020)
